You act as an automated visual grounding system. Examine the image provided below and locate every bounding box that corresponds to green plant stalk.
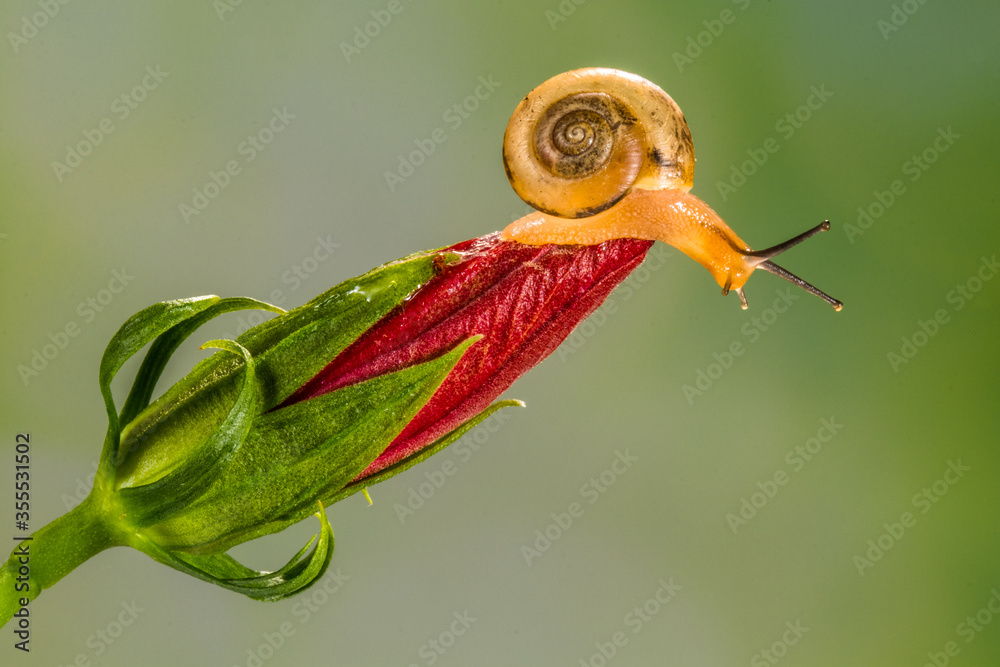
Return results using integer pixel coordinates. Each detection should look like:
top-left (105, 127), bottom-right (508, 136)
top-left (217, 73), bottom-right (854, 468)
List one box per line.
top-left (0, 494), bottom-right (122, 623)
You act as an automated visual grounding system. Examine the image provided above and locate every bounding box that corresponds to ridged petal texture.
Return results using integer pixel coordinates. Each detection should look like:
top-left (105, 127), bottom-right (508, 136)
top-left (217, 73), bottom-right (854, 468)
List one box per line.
top-left (283, 232), bottom-right (654, 480)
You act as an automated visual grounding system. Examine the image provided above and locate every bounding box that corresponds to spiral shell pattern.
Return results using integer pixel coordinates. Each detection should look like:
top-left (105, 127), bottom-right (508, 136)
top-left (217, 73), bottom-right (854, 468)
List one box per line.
top-left (503, 68), bottom-right (695, 219)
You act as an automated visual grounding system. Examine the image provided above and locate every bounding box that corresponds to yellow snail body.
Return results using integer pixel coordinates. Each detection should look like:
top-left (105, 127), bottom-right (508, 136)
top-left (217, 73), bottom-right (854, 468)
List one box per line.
top-left (500, 68), bottom-right (841, 310)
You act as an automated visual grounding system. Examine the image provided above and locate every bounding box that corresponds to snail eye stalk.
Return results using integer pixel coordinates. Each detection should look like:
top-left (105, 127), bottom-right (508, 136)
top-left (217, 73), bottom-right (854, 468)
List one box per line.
top-left (740, 221), bottom-right (843, 311)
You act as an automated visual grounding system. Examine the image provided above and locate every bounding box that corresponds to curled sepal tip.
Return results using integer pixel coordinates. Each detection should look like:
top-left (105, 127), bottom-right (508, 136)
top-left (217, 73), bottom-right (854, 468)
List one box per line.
top-left (131, 503), bottom-right (335, 602)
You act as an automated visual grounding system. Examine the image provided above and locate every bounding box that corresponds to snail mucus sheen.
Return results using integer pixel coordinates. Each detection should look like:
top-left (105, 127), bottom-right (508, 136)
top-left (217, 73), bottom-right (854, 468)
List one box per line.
top-left (501, 68), bottom-right (841, 311)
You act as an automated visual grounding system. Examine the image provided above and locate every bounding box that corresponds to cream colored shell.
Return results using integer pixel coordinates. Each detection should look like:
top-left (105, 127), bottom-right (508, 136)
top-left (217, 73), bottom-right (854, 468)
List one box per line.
top-left (502, 68), bottom-right (695, 219)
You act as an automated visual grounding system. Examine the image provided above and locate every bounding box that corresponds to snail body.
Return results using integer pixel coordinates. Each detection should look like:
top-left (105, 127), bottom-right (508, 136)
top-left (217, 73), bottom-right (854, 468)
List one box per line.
top-left (500, 68), bottom-right (841, 310)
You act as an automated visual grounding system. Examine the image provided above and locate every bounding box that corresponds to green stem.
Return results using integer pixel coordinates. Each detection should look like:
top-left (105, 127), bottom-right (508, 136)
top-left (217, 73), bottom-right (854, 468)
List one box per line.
top-left (0, 495), bottom-right (122, 628)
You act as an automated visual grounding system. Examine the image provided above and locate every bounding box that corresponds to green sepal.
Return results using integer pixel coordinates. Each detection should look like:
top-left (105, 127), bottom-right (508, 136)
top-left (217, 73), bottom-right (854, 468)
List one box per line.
top-left (131, 504), bottom-right (334, 602)
top-left (97, 296), bottom-right (221, 485)
top-left (145, 336), bottom-right (481, 554)
top-left (119, 297), bottom-right (284, 427)
top-left (120, 339), bottom-right (257, 527)
top-left (327, 399), bottom-right (524, 506)
top-left (97, 296), bottom-right (284, 493)
top-left (117, 252), bottom-right (452, 489)
top-left (170, 551), bottom-right (258, 580)
top-left (230, 249), bottom-right (458, 408)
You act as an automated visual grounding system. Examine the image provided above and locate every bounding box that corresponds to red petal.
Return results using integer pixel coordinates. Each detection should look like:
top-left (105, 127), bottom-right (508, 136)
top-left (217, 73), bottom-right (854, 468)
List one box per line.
top-left (283, 233), bottom-right (653, 480)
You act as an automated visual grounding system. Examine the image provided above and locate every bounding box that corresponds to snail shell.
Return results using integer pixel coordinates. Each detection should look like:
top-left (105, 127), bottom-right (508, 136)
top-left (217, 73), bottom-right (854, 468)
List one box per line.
top-left (502, 68), bottom-right (695, 219)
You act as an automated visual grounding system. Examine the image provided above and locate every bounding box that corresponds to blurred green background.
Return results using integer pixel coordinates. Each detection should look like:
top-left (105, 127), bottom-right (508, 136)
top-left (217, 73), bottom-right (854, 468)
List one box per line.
top-left (2, 1), bottom-right (998, 665)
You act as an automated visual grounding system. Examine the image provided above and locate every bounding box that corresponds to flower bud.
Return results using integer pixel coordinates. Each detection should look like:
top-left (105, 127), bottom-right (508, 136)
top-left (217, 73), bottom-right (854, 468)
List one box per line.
top-left (1, 233), bottom-right (653, 620)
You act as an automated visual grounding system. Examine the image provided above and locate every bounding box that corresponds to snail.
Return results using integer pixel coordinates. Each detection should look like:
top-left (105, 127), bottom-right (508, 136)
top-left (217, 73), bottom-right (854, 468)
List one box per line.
top-left (500, 68), bottom-right (842, 310)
